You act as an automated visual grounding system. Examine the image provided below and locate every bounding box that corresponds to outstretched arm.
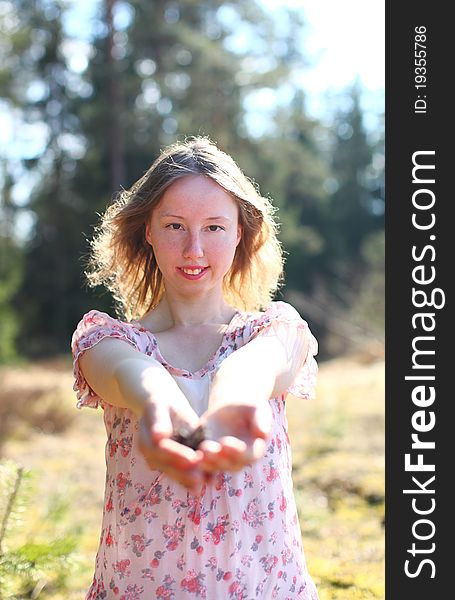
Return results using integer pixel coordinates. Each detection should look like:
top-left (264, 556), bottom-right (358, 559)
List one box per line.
top-left (79, 338), bottom-right (204, 491)
top-left (200, 333), bottom-right (307, 472)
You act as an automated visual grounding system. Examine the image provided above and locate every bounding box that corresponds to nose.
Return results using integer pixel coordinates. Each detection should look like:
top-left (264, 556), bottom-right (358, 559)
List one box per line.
top-left (183, 231), bottom-right (204, 259)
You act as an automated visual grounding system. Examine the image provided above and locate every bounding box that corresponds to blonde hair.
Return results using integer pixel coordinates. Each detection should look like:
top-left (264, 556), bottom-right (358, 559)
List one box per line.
top-left (86, 136), bottom-right (284, 320)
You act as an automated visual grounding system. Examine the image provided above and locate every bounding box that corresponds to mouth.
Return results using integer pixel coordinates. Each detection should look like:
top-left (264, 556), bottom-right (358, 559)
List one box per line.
top-left (181, 267), bottom-right (206, 275)
top-left (178, 266), bottom-right (209, 279)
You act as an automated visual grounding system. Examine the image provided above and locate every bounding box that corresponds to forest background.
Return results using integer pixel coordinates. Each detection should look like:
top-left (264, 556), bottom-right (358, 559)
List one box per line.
top-left (0, 1), bottom-right (384, 598)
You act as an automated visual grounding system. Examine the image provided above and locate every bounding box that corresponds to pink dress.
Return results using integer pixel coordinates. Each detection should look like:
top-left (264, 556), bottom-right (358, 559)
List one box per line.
top-left (72, 301), bottom-right (319, 600)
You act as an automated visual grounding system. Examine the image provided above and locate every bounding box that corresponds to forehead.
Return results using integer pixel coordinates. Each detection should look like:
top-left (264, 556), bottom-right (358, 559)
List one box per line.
top-left (155, 175), bottom-right (239, 216)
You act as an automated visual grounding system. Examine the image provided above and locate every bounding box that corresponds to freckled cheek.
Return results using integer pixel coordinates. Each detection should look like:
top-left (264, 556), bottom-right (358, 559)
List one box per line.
top-left (152, 238), bottom-right (182, 269)
top-left (210, 239), bottom-right (239, 269)
top-left (208, 236), bottom-right (235, 251)
top-left (153, 234), bottom-right (180, 252)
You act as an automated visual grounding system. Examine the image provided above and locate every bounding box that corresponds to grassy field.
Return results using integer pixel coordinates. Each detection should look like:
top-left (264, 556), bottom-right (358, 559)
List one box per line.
top-left (0, 355), bottom-right (384, 599)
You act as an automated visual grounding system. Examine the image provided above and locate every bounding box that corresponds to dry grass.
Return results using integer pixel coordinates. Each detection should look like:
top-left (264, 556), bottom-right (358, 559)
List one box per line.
top-left (287, 356), bottom-right (384, 599)
top-left (0, 358), bottom-right (76, 452)
top-left (0, 359), bottom-right (106, 598)
top-left (0, 354), bottom-right (384, 599)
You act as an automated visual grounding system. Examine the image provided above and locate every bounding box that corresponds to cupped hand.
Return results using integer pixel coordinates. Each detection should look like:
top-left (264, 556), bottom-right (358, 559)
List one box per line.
top-left (138, 397), bottom-right (205, 493)
top-left (198, 402), bottom-right (273, 474)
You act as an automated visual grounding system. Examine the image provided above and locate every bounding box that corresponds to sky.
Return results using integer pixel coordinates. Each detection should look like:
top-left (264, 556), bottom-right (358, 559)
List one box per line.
top-left (1, 0), bottom-right (385, 152)
top-left (265, 0), bottom-right (384, 94)
top-left (2, 0), bottom-right (384, 205)
top-left (260, 0), bottom-right (384, 130)
top-left (62, 0), bottom-right (385, 128)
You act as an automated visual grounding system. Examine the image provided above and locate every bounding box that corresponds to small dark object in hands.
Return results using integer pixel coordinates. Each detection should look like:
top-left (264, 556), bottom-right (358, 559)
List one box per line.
top-left (172, 424), bottom-right (207, 450)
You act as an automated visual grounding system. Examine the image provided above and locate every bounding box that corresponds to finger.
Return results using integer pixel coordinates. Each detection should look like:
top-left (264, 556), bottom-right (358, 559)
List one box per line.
top-left (203, 437), bottom-right (247, 472)
top-left (198, 439), bottom-right (223, 461)
top-left (198, 439), bottom-right (243, 473)
top-left (252, 405), bottom-right (273, 439)
top-left (250, 437), bottom-right (267, 461)
top-left (156, 437), bottom-right (204, 466)
top-left (219, 435), bottom-right (247, 454)
top-left (219, 436), bottom-right (267, 468)
top-left (141, 459), bottom-right (204, 493)
top-left (139, 437), bottom-right (202, 475)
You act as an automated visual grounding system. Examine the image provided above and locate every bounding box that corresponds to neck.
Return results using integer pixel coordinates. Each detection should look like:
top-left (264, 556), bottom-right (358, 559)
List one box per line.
top-left (155, 292), bottom-right (235, 327)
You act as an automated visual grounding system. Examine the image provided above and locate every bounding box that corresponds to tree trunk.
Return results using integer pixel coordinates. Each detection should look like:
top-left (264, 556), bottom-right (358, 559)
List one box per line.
top-left (106, 0), bottom-right (125, 193)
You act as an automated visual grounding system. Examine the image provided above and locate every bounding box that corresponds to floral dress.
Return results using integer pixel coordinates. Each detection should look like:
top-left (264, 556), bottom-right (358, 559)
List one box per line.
top-left (72, 301), bottom-right (319, 600)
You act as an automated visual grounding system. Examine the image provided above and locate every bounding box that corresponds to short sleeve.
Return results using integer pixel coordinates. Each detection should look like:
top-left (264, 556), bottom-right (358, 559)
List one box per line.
top-left (249, 301), bottom-right (318, 400)
top-left (71, 310), bottom-right (142, 409)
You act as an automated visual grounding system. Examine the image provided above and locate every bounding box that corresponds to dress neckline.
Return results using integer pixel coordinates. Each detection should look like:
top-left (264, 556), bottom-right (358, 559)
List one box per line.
top-left (129, 310), bottom-right (242, 378)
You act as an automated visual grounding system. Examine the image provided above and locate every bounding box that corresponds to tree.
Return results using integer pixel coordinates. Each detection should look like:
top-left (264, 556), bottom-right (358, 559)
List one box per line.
top-left (0, 162), bottom-right (22, 363)
top-left (2, 0), bottom-right (383, 358)
top-left (4, 0), bottom-right (94, 355)
top-left (238, 91), bottom-right (330, 294)
top-left (323, 83), bottom-right (385, 348)
top-left (65, 0), bottom-right (313, 322)
top-left (328, 83), bottom-right (384, 274)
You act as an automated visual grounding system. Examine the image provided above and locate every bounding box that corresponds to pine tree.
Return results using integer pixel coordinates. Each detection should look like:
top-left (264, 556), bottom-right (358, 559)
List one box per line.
top-left (329, 83), bottom-right (384, 271)
top-left (325, 83), bottom-right (385, 344)
top-left (0, 161), bottom-right (22, 363)
top-left (5, 0), bottom-right (93, 355)
top-left (0, 461), bottom-right (78, 598)
top-left (4, 0), bottom-right (373, 356)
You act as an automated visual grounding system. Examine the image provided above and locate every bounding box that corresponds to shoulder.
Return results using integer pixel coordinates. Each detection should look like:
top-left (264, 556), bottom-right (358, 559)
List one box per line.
top-left (238, 301), bottom-right (306, 331)
top-left (72, 309), bottom-right (129, 337)
top-left (71, 309), bottom-right (149, 354)
top-left (256, 301), bottom-right (303, 322)
top-left (229, 301), bottom-right (316, 350)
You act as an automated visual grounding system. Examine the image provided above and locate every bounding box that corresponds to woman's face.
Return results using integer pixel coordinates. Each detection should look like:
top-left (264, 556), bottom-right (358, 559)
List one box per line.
top-left (146, 175), bottom-right (241, 301)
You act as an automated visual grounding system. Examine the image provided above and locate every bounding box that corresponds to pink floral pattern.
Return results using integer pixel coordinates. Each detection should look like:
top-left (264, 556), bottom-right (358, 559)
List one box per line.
top-left (72, 301), bottom-right (319, 599)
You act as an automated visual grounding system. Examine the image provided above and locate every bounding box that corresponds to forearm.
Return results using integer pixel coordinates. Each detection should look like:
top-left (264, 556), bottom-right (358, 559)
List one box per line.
top-left (198, 338), bottom-right (288, 468)
top-left (209, 337), bottom-right (288, 409)
top-left (79, 338), bottom-right (203, 490)
top-left (113, 357), bottom-right (184, 416)
top-left (79, 338), bottom-right (189, 417)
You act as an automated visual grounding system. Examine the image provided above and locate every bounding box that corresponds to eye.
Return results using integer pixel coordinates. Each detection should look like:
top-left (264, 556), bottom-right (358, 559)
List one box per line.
top-left (207, 225), bottom-right (225, 232)
top-left (166, 223), bottom-right (183, 230)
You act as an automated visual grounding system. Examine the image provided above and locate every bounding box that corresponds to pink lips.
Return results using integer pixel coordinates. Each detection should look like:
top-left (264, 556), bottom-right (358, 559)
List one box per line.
top-left (177, 266), bottom-right (209, 280)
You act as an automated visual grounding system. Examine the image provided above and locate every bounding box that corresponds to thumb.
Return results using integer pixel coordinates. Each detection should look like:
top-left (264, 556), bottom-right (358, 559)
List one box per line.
top-left (252, 403), bottom-right (273, 439)
top-left (143, 402), bottom-right (173, 444)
